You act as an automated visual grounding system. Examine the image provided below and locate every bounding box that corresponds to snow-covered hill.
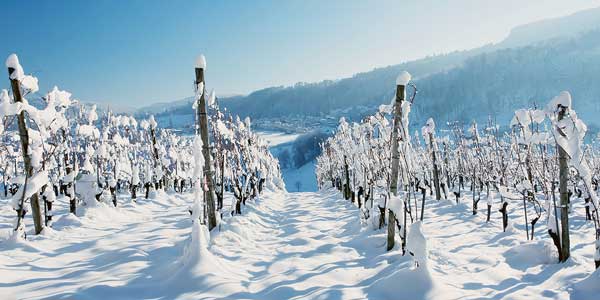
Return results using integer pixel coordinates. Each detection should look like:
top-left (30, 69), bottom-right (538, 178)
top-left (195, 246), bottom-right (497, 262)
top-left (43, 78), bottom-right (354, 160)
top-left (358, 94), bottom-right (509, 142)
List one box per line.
top-left (137, 7), bottom-right (600, 132)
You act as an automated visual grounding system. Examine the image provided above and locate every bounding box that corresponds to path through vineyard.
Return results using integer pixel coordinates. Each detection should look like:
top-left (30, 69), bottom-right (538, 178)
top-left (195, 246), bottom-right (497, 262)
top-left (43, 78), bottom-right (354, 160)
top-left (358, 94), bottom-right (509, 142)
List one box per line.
top-left (1, 187), bottom-right (596, 299)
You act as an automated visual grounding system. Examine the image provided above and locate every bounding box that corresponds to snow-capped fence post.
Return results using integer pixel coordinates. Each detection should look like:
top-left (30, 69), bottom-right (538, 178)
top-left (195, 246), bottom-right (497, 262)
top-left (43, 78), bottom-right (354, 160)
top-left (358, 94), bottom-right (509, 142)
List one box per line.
top-left (549, 181), bottom-right (563, 261)
top-left (219, 152), bottom-right (225, 210)
top-left (423, 118), bottom-right (441, 201)
top-left (7, 56), bottom-right (44, 235)
top-left (387, 71), bottom-right (410, 251)
top-left (194, 55), bottom-right (217, 230)
top-left (343, 155), bottom-right (351, 200)
top-left (499, 195), bottom-right (508, 232)
top-left (523, 192), bottom-right (530, 240)
top-left (556, 103), bottom-right (571, 262)
top-left (441, 141), bottom-right (449, 199)
top-left (149, 116), bottom-right (161, 189)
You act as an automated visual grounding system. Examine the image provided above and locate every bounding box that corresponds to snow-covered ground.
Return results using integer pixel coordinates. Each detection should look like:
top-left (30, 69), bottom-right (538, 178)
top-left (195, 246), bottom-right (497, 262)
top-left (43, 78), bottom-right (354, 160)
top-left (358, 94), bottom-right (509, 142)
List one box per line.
top-left (256, 131), bottom-right (301, 147)
top-left (256, 130), bottom-right (318, 192)
top-left (0, 188), bottom-right (599, 299)
top-left (282, 161), bottom-right (318, 192)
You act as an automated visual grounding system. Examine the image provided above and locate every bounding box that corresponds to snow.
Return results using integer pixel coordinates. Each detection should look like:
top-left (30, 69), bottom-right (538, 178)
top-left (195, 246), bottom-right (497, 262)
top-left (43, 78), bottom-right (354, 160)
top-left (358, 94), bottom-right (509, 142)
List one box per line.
top-left (547, 91), bottom-right (572, 112)
top-left (207, 89), bottom-right (216, 107)
top-left (5, 53), bottom-right (20, 70)
top-left (421, 117), bottom-right (435, 137)
top-left (0, 185), bottom-right (599, 299)
top-left (256, 130), bottom-right (301, 147)
top-left (407, 221), bottom-right (428, 266)
top-left (5, 54), bottom-right (24, 80)
top-left (77, 124), bottom-right (100, 139)
top-left (396, 70), bottom-right (412, 86)
top-left (47, 86), bottom-right (72, 107)
top-left (10, 170), bottom-right (49, 210)
top-left (503, 240), bottom-right (558, 269)
top-left (88, 104), bottom-right (98, 124)
top-left (0, 89), bottom-right (22, 118)
top-left (4, 54), bottom-right (38, 93)
top-left (388, 194), bottom-right (404, 216)
top-left (282, 160), bottom-right (317, 192)
top-left (368, 257), bottom-right (435, 300)
top-left (149, 115), bottom-right (158, 129)
top-left (131, 167), bottom-right (140, 186)
top-left (193, 82), bottom-right (204, 105)
top-left (195, 54), bottom-right (207, 69)
top-left (20, 75), bottom-right (39, 93)
top-left (216, 119), bottom-right (234, 140)
top-left (572, 268), bottom-right (600, 300)
top-left (178, 222), bottom-right (212, 275)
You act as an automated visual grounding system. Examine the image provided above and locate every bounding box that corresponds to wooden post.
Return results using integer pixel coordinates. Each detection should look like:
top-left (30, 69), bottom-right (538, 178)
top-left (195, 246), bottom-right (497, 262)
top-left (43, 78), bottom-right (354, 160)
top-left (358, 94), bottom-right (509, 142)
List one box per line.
top-left (8, 61), bottom-right (44, 235)
top-left (344, 155), bottom-right (351, 200)
top-left (523, 193), bottom-right (530, 240)
top-left (149, 121), bottom-right (164, 190)
top-left (219, 152), bottom-right (225, 210)
top-left (557, 105), bottom-right (570, 261)
top-left (429, 132), bottom-right (441, 200)
top-left (387, 78), bottom-right (406, 251)
top-left (195, 57), bottom-right (217, 230)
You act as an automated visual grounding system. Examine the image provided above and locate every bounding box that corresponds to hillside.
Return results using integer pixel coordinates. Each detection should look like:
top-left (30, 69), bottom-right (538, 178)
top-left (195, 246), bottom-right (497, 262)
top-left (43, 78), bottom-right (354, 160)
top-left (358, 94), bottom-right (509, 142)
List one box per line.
top-left (140, 7), bottom-right (600, 130)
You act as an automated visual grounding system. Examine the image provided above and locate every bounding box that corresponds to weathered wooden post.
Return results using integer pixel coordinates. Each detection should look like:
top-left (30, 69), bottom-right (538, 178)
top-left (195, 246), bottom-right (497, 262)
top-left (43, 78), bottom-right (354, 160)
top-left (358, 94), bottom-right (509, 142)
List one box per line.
top-left (6, 54), bottom-right (44, 235)
top-left (344, 155), bottom-right (351, 200)
top-left (219, 151), bottom-right (225, 210)
top-left (387, 71), bottom-right (410, 251)
top-left (423, 118), bottom-right (441, 201)
top-left (149, 117), bottom-right (160, 188)
top-left (194, 55), bottom-right (217, 230)
top-left (557, 103), bottom-right (570, 261)
top-left (429, 133), bottom-right (441, 201)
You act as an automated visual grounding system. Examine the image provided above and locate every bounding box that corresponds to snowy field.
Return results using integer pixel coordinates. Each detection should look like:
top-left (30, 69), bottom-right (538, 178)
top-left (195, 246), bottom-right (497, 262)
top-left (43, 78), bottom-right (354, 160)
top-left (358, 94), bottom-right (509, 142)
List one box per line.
top-left (1, 187), bottom-right (599, 299)
top-left (256, 131), bottom-right (301, 147)
top-left (282, 161), bottom-right (318, 192)
top-left (256, 130), bottom-right (318, 192)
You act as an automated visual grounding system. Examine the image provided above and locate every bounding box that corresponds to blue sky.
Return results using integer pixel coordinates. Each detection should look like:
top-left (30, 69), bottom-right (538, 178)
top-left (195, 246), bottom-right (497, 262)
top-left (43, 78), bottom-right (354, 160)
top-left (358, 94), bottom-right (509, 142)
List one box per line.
top-left (1, 0), bottom-right (599, 108)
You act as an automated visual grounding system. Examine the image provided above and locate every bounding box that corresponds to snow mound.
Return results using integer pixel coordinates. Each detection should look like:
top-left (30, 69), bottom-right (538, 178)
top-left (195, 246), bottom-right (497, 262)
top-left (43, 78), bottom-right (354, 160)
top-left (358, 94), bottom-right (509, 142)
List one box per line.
top-left (396, 71), bottom-right (412, 86)
top-left (503, 240), bottom-right (558, 269)
top-left (76, 201), bottom-right (141, 225)
top-left (368, 264), bottom-right (435, 300)
top-left (168, 222), bottom-right (221, 279)
top-left (220, 216), bottom-right (254, 241)
top-left (39, 226), bottom-right (59, 238)
top-left (195, 54), bottom-right (207, 69)
top-left (181, 222), bottom-right (211, 270)
top-left (407, 221), bottom-right (427, 266)
top-left (5, 53), bottom-right (19, 69)
top-left (52, 213), bottom-right (83, 228)
top-left (388, 194), bottom-right (404, 217)
top-left (167, 221), bottom-right (241, 295)
top-left (1, 230), bottom-right (48, 253)
top-left (546, 90), bottom-right (571, 112)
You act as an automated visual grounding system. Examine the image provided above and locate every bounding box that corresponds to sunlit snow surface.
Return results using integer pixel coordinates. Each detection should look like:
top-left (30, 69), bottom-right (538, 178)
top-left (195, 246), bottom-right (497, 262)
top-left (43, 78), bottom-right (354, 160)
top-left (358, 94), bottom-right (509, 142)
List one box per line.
top-left (256, 130), bottom-right (301, 147)
top-left (0, 188), bottom-right (598, 299)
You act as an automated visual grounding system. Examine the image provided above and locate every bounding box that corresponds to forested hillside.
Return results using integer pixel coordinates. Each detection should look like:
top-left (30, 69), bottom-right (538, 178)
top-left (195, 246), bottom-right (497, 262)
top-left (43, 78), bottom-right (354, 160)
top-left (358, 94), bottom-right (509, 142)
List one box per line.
top-left (142, 7), bottom-right (600, 130)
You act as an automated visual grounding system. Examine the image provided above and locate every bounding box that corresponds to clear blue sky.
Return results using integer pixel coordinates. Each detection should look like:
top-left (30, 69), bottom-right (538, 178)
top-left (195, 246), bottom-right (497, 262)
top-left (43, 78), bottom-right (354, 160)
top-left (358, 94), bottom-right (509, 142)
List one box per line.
top-left (1, 0), bottom-right (599, 108)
